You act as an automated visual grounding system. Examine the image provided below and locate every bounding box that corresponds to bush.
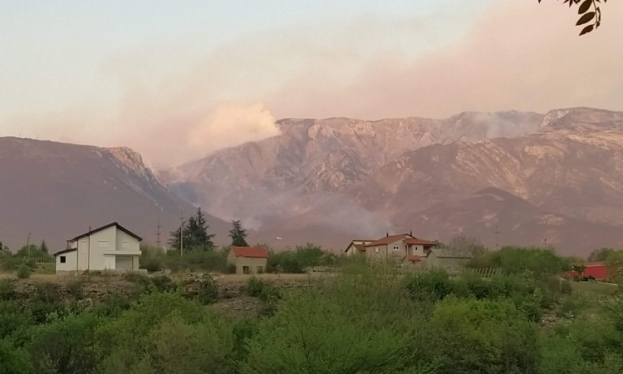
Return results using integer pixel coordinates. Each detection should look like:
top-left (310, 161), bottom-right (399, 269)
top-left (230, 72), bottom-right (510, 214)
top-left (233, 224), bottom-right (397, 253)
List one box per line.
top-left (405, 270), bottom-right (454, 301)
top-left (0, 279), bottom-right (17, 301)
top-left (246, 276), bottom-right (265, 297)
top-left (16, 264), bottom-right (32, 279)
top-left (66, 279), bottom-right (85, 300)
top-left (227, 263), bottom-right (236, 274)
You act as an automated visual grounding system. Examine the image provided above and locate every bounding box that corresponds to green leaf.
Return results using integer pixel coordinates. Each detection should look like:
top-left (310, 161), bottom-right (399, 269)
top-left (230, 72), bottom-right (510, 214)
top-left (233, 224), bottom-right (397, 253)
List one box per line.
top-left (579, 24), bottom-right (594, 35)
top-left (578, 0), bottom-right (593, 14)
top-left (576, 11), bottom-right (596, 25)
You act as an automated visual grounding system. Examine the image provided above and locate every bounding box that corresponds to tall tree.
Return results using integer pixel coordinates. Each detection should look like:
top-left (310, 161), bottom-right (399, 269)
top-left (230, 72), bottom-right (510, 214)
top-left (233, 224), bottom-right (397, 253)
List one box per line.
top-left (229, 220), bottom-right (249, 247)
top-left (187, 208), bottom-right (215, 250)
top-left (168, 208), bottom-right (215, 251)
top-left (40, 240), bottom-right (49, 254)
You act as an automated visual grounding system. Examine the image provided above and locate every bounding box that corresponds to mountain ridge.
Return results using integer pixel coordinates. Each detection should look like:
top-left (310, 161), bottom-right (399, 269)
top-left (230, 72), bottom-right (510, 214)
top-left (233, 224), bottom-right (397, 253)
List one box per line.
top-left (163, 107), bottom-right (623, 255)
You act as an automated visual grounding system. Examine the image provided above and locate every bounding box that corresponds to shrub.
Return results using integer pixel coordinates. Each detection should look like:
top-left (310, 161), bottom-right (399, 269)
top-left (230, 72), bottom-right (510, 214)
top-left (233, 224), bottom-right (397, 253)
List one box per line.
top-left (66, 279), bottom-right (85, 300)
top-left (0, 279), bottom-right (17, 301)
top-left (16, 264), bottom-right (31, 279)
top-left (227, 263), bottom-right (236, 274)
top-left (405, 270), bottom-right (454, 301)
top-left (246, 276), bottom-right (265, 297)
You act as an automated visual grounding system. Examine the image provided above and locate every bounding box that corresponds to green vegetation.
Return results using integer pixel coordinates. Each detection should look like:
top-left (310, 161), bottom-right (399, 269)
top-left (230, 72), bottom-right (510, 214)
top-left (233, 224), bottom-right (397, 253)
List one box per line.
top-left (0, 242), bottom-right (54, 275)
top-left (229, 220), bottom-right (249, 247)
top-left (4, 245), bottom-right (623, 373)
top-left (168, 207), bottom-right (215, 251)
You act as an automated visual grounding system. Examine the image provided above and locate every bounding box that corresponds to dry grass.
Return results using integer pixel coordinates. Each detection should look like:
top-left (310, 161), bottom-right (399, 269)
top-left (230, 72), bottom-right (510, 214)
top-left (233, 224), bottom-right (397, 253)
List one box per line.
top-left (0, 271), bottom-right (332, 285)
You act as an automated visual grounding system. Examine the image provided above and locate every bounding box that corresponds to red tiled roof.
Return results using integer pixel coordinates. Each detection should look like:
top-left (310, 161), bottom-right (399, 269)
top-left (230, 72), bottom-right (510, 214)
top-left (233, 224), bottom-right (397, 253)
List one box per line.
top-left (405, 238), bottom-right (436, 246)
top-left (405, 255), bottom-right (422, 262)
top-left (231, 247), bottom-right (268, 258)
top-left (364, 234), bottom-right (437, 247)
top-left (365, 234), bottom-right (411, 247)
top-left (344, 240), bottom-right (374, 252)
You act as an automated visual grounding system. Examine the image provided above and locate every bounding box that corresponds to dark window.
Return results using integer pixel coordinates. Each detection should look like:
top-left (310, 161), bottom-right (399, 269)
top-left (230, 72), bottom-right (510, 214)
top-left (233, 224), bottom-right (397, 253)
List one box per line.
top-left (243, 266), bottom-right (250, 274)
top-left (60, 256), bottom-right (66, 264)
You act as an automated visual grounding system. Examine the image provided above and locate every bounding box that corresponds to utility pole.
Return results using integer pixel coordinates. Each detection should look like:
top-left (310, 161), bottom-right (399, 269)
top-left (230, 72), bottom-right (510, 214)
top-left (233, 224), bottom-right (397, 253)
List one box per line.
top-left (27, 232), bottom-right (31, 257)
top-left (179, 212), bottom-right (184, 257)
top-left (494, 225), bottom-right (500, 249)
top-left (156, 219), bottom-right (161, 249)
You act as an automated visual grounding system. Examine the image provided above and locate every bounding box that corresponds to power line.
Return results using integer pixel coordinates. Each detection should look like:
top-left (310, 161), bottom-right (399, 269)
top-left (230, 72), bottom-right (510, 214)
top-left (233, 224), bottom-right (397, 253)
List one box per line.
top-left (494, 225), bottom-right (500, 249)
top-left (156, 219), bottom-right (161, 249)
top-left (179, 212), bottom-right (185, 257)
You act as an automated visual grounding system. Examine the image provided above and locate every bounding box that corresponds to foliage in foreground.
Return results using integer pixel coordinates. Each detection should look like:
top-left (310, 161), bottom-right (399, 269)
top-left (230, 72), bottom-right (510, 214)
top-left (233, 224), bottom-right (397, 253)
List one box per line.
top-left (3, 247), bottom-right (623, 374)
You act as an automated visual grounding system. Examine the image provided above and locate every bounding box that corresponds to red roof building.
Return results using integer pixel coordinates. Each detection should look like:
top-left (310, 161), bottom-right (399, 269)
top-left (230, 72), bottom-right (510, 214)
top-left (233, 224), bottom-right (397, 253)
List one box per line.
top-left (567, 262), bottom-right (609, 280)
top-left (227, 247), bottom-right (268, 275)
top-left (231, 246), bottom-right (268, 258)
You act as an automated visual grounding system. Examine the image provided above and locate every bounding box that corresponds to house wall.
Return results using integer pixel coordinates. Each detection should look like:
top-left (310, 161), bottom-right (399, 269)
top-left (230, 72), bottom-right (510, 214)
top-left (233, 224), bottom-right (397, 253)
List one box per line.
top-left (86, 226), bottom-right (117, 271)
top-left (227, 251), bottom-right (267, 274)
top-left (116, 230), bottom-right (140, 252)
top-left (409, 245), bottom-right (426, 256)
top-left (367, 239), bottom-right (405, 261)
top-left (424, 253), bottom-right (466, 274)
top-left (115, 256), bottom-right (133, 270)
top-left (236, 257), bottom-right (267, 274)
top-left (68, 226), bottom-right (140, 272)
top-left (55, 250), bottom-right (77, 272)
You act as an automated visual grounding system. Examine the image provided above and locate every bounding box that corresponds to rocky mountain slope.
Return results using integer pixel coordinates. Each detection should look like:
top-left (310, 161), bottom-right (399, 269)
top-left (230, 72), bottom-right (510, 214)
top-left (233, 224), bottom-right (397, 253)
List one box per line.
top-left (0, 138), bottom-right (230, 251)
top-left (164, 111), bottom-right (543, 228)
top-left (165, 107), bottom-right (623, 255)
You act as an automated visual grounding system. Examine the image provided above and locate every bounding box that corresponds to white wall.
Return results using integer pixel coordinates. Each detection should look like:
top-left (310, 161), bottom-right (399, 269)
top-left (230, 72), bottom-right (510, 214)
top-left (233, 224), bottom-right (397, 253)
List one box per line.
top-left (116, 230), bottom-right (140, 252)
top-left (64, 225), bottom-right (141, 272)
top-left (55, 250), bottom-right (77, 272)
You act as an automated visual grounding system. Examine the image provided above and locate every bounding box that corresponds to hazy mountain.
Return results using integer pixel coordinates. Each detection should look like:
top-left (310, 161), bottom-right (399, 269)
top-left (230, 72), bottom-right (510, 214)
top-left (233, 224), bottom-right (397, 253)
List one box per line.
top-left (165, 107), bottom-right (623, 255)
top-left (163, 111), bottom-right (543, 229)
top-left (0, 137), bottom-right (230, 251)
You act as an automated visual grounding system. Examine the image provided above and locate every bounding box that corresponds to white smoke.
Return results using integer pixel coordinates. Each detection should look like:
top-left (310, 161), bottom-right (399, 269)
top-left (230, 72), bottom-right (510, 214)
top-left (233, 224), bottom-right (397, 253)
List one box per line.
top-left (186, 102), bottom-right (281, 160)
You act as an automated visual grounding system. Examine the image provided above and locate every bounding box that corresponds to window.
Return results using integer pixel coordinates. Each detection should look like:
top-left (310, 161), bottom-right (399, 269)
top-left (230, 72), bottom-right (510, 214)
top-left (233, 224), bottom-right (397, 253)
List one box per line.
top-left (375, 248), bottom-right (379, 253)
top-left (393, 245), bottom-right (400, 251)
top-left (60, 256), bottom-right (66, 264)
top-left (243, 266), bottom-right (250, 274)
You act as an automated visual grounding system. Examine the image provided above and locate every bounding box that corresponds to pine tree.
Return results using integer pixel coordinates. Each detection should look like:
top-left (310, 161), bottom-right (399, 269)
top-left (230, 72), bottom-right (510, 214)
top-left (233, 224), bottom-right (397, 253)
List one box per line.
top-left (185, 208), bottom-right (215, 251)
top-left (40, 240), bottom-right (48, 254)
top-left (229, 220), bottom-right (249, 247)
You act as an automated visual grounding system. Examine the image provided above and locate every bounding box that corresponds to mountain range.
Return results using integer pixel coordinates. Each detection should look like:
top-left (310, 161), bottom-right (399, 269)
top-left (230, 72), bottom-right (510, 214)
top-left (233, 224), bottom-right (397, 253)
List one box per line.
top-left (0, 137), bottom-right (230, 251)
top-left (163, 107), bottom-right (623, 255)
top-left (2, 107), bottom-right (622, 256)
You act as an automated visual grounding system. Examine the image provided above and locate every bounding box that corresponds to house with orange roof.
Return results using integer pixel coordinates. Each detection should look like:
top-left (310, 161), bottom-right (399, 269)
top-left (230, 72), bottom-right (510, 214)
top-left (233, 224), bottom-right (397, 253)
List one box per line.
top-left (365, 232), bottom-right (437, 266)
top-left (358, 232), bottom-right (473, 272)
top-left (227, 246), bottom-right (268, 275)
top-left (344, 239), bottom-right (374, 256)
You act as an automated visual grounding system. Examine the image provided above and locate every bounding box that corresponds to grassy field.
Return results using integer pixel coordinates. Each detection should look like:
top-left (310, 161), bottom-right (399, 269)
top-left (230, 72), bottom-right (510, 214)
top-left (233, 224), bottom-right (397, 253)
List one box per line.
top-left (570, 279), bottom-right (618, 296)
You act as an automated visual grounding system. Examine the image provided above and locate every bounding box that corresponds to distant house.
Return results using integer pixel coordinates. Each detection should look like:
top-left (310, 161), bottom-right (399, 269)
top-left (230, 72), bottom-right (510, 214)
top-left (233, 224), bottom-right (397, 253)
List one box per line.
top-left (425, 247), bottom-right (473, 273)
top-left (54, 222), bottom-right (142, 273)
top-left (344, 239), bottom-right (373, 256)
top-left (349, 232), bottom-right (472, 272)
top-left (567, 262), bottom-right (609, 280)
top-left (228, 246), bottom-right (268, 275)
top-left (364, 233), bottom-right (437, 265)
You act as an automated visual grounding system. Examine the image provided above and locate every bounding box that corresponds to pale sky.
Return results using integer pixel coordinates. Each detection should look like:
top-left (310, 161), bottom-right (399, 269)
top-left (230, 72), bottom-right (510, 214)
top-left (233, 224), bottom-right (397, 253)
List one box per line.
top-left (1, 1), bottom-right (621, 166)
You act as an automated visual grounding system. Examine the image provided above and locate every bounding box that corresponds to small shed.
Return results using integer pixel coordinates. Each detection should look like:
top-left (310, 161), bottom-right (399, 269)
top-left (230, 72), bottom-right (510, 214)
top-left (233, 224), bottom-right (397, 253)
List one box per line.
top-left (227, 246), bottom-right (268, 275)
top-left (568, 262), bottom-right (609, 280)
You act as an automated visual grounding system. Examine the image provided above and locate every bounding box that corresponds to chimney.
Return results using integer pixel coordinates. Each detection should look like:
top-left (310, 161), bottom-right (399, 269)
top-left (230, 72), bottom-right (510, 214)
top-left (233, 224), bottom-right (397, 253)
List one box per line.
top-left (386, 232), bottom-right (389, 237)
top-left (409, 230), bottom-right (413, 236)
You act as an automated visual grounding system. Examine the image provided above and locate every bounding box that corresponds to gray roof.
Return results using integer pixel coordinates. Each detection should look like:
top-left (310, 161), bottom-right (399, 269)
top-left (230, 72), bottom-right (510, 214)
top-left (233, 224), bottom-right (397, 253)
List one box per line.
top-left (430, 247), bottom-right (473, 259)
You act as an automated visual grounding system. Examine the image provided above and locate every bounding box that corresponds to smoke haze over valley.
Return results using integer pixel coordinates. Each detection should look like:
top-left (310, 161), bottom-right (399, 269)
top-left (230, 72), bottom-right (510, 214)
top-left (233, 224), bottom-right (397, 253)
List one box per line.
top-left (1, 1), bottom-right (623, 255)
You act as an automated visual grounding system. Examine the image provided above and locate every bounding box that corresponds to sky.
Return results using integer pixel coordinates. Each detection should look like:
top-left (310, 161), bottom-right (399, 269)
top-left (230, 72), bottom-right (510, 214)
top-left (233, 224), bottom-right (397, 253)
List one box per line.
top-left (1, 0), bottom-right (622, 167)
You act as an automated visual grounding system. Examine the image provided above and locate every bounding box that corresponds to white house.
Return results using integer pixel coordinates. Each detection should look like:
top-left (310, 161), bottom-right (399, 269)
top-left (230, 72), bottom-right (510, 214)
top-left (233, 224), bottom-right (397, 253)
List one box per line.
top-left (54, 222), bottom-right (142, 273)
